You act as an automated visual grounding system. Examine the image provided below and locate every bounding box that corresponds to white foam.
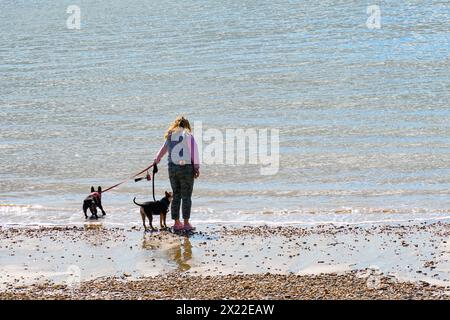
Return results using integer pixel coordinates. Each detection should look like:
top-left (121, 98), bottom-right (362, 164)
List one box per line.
top-left (1, 203), bottom-right (450, 228)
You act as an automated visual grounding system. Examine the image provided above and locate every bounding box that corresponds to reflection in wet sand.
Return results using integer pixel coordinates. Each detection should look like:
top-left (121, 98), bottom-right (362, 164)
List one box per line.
top-left (140, 232), bottom-right (194, 272)
top-left (168, 237), bottom-right (192, 272)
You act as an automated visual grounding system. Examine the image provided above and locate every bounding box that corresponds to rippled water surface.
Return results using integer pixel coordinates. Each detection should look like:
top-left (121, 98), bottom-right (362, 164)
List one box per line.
top-left (0, 1), bottom-right (449, 226)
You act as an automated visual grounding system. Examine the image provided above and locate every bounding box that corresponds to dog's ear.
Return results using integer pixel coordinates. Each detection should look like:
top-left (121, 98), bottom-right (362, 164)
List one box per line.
top-left (98, 186), bottom-right (102, 193)
top-left (91, 186), bottom-right (95, 193)
top-left (165, 191), bottom-right (172, 198)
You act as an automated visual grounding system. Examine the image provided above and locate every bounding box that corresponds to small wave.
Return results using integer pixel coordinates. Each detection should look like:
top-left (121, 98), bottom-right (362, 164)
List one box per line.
top-left (0, 203), bottom-right (74, 213)
top-left (192, 215), bottom-right (450, 226)
top-left (0, 204), bottom-right (33, 208)
top-left (0, 204), bottom-right (32, 215)
top-left (193, 206), bottom-right (450, 216)
top-left (198, 188), bottom-right (450, 196)
top-left (1, 203), bottom-right (449, 228)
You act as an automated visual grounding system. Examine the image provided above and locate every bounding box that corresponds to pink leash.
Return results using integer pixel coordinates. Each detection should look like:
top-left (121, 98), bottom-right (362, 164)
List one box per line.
top-left (101, 163), bottom-right (155, 193)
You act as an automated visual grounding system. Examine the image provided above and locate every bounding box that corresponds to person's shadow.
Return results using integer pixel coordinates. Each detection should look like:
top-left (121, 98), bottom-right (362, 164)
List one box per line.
top-left (168, 237), bottom-right (192, 272)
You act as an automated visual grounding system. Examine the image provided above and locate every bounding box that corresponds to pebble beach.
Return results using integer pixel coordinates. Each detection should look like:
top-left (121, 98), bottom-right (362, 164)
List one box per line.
top-left (2, 273), bottom-right (447, 300)
top-left (1, 221), bottom-right (449, 300)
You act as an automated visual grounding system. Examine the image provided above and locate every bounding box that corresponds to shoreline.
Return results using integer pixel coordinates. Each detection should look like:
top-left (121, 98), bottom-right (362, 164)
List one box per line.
top-left (1, 221), bottom-right (449, 299)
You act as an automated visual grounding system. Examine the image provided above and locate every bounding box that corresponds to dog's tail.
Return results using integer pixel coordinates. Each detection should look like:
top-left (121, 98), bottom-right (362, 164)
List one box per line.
top-left (133, 197), bottom-right (143, 207)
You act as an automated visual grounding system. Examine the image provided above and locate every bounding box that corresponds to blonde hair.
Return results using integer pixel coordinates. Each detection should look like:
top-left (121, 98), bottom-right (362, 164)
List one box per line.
top-left (164, 115), bottom-right (192, 139)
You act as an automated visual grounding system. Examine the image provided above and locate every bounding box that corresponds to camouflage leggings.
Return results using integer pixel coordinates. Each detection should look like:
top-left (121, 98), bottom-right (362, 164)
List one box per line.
top-left (168, 163), bottom-right (195, 220)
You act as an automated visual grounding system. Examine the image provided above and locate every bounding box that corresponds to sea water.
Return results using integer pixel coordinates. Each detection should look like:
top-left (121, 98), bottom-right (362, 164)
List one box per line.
top-left (0, 0), bottom-right (449, 226)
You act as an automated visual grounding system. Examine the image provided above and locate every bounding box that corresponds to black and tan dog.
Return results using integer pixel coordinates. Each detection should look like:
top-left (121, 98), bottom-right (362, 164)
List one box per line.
top-left (133, 191), bottom-right (172, 231)
top-left (83, 186), bottom-right (106, 219)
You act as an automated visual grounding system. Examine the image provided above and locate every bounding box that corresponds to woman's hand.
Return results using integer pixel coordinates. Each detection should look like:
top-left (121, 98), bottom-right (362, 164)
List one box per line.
top-left (194, 168), bottom-right (200, 179)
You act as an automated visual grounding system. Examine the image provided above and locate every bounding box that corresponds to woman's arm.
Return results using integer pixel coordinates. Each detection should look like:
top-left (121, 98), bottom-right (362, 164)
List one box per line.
top-left (154, 140), bottom-right (168, 164)
top-left (193, 137), bottom-right (200, 171)
top-left (187, 134), bottom-right (200, 169)
top-left (188, 134), bottom-right (200, 178)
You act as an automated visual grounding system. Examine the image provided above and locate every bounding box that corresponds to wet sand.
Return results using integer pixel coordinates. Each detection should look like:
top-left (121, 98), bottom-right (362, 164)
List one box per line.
top-left (1, 221), bottom-right (450, 299)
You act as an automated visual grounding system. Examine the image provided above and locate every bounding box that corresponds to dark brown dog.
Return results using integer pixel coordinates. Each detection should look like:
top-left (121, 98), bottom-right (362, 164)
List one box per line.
top-left (83, 186), bottom-right (106, 219)
top-left (133, 191), bottom-right (172, 231)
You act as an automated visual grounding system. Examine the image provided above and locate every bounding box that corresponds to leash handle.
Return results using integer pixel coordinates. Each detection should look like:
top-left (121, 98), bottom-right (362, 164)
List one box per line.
top-left (152, 164), bottom-right (158, 201)
top-left (103, 163), bottom-right (155, 193)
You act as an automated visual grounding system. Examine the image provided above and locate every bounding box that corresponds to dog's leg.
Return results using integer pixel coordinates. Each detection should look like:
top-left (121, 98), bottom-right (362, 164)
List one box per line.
top-left (149, 215), bottom-right (156, 231)
top-left (162, 213), bottom-right (167, 229)
top-left (89, 204), bottom-right (97, 219)
top-left (159, 214), bottom-right (163, 230)
top-left (98, 202), bottom-right (106, 216)
top-left (92, 206), bottom-right (99, 219)
top-left (140, 208), bottom-right (147, 231)
top-left (83, 201), bottom-right (89, 219)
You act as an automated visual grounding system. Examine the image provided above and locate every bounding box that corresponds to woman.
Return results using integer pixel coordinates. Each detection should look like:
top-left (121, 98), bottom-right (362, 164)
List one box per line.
top-left (153, 116), bottom-right (200, 231)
